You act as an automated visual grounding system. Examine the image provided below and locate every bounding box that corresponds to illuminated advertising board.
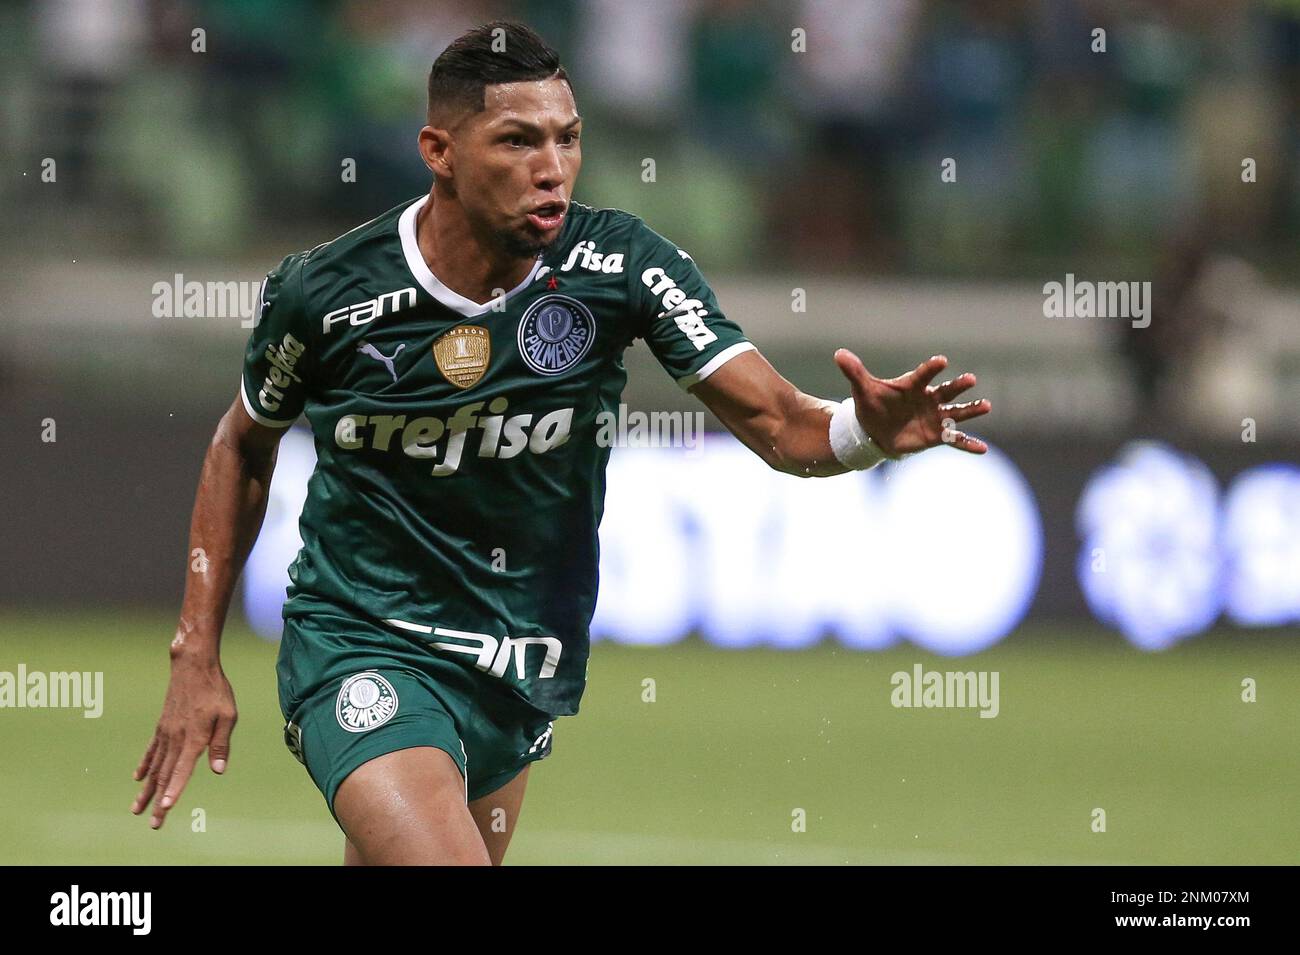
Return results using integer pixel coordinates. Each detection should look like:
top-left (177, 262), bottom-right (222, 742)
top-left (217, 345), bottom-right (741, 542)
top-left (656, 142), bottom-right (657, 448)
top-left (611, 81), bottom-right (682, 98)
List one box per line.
top-left (242, 434), bottom-right (1297, 652)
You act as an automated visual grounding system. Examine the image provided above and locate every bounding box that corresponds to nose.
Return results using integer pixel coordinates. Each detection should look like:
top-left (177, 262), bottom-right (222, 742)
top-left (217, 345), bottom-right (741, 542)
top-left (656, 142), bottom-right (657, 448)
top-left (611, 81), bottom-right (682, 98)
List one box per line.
top-left (533, 142), bottom-right (564, 190)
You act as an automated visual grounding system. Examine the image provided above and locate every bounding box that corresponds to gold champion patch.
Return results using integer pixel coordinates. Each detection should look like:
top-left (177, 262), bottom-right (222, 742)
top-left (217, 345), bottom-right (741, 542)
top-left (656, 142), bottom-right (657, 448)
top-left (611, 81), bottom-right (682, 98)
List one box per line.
top-left (432, 325), bottom-right (491, 389)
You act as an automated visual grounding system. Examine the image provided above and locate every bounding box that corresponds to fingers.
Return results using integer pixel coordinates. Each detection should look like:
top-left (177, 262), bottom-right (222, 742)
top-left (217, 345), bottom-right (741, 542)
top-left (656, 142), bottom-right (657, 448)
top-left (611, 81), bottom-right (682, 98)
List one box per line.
top-left (131, 734), bottom-right (167, 817)
top-left (833, 348), bottom-right (872, 393)
top-left (157, 740), bottom-right (207, 826)
top-left (930, 373), bottom-right (977, 403)
top-left (941, 398), bottom-right (992, 424)
top-left (938, 422), bottom-right (988, 454)
top-left (147, 735), bottom-right (186, 829)
top-left (209, 711), bottom-right (236, 775)
top-left (132, 713), bottom-right (233, 827)
top-left (834, 350), bottom-right (992, 456)
top-left (837, 349), bottom-right (959, 396)
top-left (910, 355), bottom-right (948, 390)
top-left (133, 734), bottom-right (159, 783)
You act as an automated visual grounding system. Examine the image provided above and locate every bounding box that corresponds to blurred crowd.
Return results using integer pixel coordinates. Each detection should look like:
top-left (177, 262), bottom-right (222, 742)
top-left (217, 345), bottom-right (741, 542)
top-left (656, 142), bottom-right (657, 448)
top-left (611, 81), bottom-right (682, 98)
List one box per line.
top-left (5, 0), bottom-right (1300, 279)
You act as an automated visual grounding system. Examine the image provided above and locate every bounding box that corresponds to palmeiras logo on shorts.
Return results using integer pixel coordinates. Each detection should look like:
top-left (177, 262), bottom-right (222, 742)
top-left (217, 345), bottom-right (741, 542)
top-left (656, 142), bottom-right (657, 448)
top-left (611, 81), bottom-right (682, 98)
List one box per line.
top-left (335, 672), bottom-right (399, 733)
top-left (517, 294), bottom-right (595, 376)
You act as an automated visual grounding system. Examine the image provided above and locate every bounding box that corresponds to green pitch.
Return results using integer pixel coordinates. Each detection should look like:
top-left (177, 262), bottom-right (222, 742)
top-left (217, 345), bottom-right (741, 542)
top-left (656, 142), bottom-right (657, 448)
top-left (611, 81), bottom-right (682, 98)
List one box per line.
top-left (1, 611), bottom-right (1295, 865)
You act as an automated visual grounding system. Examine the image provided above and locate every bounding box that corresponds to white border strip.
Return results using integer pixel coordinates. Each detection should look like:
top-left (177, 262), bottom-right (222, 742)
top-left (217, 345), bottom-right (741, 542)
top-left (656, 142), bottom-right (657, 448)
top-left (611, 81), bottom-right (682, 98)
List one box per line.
top-left (238, 381), bottom-right (296, 428)
top-left (676, 341), bottom-right (756, 390)
top-left (398, 195), bottom-right (543, 317)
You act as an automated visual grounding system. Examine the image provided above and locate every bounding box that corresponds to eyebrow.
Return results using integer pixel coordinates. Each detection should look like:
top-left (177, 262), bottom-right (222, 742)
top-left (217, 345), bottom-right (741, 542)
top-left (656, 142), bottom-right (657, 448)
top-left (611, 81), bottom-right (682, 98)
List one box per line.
top-left (493, 115), bottom-right (583, 135)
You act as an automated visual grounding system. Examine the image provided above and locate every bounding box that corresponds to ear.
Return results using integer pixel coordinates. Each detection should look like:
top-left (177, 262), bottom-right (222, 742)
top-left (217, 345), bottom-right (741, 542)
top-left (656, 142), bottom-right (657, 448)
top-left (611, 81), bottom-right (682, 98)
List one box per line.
top-left (418, 125), bottom-right (453, 178)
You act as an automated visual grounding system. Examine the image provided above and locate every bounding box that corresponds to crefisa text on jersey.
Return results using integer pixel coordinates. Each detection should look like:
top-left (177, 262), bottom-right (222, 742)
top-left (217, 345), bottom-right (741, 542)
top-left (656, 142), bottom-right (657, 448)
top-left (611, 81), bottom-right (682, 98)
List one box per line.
top-left (258, 332), bottom-right (307, 414)
top-left (335, 396), bottom-right (573, 476)
top-left (641, 265), bottom-right (717, 351)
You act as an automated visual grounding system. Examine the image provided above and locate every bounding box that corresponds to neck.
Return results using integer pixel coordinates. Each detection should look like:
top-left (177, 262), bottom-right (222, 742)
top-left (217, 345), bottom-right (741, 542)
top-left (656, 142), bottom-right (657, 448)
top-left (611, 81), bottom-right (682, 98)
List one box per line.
top-left (416, 186), bottom-right (537, 305)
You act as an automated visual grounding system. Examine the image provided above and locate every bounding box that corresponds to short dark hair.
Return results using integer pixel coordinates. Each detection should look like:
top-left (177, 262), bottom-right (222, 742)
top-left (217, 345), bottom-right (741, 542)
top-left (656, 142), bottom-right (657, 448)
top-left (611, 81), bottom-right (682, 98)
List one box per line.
top-left (426, 20), bottom-right (569, 127)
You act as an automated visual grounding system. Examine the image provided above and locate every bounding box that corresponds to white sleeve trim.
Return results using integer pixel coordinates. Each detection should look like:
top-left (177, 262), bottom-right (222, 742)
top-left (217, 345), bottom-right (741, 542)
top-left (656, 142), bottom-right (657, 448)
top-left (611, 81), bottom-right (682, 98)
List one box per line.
top-left (239, 378), bottom-right (297, 428)
top-left (676, 341), bottom-right (756, 390)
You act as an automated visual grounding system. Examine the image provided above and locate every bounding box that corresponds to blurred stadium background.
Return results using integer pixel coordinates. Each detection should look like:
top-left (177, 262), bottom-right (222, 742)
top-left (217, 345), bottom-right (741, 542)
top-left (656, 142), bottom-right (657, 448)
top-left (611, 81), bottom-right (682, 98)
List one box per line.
top-left (1, 0), bottom-right (1297, 864)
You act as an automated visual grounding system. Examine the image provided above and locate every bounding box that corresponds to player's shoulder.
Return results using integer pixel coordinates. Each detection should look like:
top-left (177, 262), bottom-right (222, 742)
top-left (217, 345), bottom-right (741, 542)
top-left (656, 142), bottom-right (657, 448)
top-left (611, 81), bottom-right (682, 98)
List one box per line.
top-left (564, 201), bottom-right (662, 243)
top-left (298, 197), bottom-right (414, 272)
top-left (263, 197), bottom-right (418, 317)
top-left (557, 201), bottom-right (691, 266)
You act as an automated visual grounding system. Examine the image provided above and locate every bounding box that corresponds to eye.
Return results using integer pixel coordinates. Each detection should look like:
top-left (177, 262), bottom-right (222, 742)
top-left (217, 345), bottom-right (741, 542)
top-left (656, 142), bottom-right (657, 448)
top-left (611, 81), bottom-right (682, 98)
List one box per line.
top-left (502, 134), bottom-right (527, 148)
top-left (559, 131), bottom-right (580, 146)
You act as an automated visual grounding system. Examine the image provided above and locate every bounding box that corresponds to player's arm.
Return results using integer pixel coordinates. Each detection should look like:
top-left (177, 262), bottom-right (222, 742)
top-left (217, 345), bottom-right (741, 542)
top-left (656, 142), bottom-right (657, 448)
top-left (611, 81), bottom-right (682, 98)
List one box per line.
top-left (133, 254), bottom-right (311, 829)
top-left (629, 221), bottom-right (990, 474)
top-left (689, 347), bottom-right (991, 476)
top-left (130, 400), bottom-right (287, 829)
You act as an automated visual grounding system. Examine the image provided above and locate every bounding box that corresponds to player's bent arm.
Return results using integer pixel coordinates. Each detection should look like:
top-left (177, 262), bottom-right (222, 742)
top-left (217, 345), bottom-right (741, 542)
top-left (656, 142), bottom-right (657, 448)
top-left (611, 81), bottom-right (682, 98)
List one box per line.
top-left (131, 397), bottom-right (289, 828)
top-left (690, 347), bottom-right (992, 476)
top-left (689, 348), bottom-right (847, 477)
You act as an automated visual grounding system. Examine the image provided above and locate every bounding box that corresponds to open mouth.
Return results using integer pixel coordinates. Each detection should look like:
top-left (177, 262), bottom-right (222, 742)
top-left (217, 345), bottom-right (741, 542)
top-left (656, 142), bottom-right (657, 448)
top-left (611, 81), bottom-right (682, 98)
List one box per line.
top-left (526, 201), bottom-right (567, 232)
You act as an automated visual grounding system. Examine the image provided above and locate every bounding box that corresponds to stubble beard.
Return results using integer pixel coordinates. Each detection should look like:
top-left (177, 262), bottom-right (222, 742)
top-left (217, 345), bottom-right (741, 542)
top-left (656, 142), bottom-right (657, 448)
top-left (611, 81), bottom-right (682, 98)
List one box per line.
top-left (496, 223), bottom-right (555, 260)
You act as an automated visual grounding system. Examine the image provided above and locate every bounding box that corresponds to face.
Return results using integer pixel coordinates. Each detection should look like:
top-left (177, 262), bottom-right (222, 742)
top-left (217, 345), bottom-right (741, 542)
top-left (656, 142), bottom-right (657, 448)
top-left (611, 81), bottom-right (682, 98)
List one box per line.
top-left (426, 78), bottom-right (582, 258)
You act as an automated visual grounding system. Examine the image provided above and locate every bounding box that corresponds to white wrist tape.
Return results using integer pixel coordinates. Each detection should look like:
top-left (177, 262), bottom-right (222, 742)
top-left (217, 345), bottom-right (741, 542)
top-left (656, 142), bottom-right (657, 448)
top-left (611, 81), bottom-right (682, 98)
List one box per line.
top-left (828, 397), bottom-right (888, 470)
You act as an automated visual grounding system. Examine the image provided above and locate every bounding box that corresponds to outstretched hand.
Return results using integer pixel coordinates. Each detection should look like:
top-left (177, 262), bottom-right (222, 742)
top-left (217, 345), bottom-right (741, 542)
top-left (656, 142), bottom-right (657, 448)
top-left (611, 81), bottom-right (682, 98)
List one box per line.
top-left (834, 349), bottom-right (991, 457)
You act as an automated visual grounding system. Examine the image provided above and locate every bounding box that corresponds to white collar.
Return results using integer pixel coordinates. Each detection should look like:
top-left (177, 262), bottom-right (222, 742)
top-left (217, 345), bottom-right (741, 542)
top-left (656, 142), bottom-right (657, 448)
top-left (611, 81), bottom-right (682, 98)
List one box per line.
top-left (398, 194), bottom-right (544, 318)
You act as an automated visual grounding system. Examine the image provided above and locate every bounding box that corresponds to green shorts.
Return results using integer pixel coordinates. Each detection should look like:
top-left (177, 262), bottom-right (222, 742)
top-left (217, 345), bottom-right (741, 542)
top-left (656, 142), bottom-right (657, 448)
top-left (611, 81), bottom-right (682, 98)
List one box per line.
top-left (276, 606), bottom-right (555, 825)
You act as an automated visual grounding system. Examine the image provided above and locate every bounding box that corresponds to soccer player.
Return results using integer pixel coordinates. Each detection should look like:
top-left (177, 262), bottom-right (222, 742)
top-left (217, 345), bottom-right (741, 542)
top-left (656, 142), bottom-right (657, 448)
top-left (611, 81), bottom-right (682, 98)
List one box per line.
top-left (131, 20), bottom-right (990, 864)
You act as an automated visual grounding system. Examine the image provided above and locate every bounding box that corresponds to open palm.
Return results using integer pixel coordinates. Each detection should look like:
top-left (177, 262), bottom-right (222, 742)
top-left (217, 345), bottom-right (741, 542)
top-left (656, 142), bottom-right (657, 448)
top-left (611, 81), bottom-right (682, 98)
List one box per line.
top-left (834, 349), bottom-right (991, 457)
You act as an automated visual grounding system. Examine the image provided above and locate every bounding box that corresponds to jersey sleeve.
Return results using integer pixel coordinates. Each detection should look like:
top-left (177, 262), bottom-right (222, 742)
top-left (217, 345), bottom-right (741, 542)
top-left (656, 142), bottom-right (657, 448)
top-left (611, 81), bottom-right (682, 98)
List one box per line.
top-left (626, 219), bottom-right (755, 389)
top-left (239, 252), bottom-right (314, 427)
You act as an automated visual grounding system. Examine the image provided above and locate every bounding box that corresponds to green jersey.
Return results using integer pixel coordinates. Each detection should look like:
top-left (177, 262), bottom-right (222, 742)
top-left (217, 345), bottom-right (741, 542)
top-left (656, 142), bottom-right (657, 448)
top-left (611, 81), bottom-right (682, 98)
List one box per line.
top-left (241, 196), bottom-right (752, 715)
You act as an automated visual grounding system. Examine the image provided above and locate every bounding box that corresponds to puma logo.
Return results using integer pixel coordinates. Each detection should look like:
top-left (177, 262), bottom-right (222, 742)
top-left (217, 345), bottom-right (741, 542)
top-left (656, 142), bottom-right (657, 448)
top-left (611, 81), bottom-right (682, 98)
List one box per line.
top-left (357, 341), bottom-right (406, 383)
